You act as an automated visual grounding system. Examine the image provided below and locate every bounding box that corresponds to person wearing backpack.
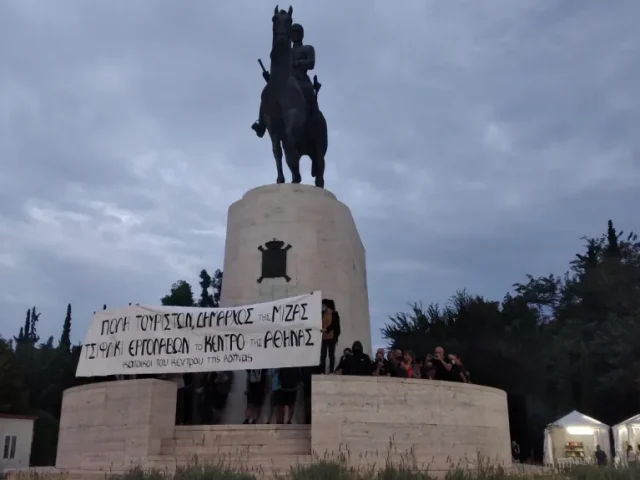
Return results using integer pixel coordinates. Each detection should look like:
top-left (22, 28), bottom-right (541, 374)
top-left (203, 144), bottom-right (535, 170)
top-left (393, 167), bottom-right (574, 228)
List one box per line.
top-left (243, 369), bottom-right (267, 424)
top-left (277, 367), bottom-right (302, 424)
top-left (319, 299), bottom-right (341, 373)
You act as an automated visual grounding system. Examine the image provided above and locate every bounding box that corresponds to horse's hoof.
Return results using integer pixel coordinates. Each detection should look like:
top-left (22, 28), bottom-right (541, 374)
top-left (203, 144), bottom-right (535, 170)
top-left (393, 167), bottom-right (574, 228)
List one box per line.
top-left (315, 178), bottom-right (325, 189)
top-left (276, 177), bottom-right (285, 184)
top-left (292, 177), bottom-right (302, 184)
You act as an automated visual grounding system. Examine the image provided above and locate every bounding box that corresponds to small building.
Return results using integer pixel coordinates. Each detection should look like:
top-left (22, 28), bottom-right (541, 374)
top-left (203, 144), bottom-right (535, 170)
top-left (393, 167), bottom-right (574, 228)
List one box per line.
top-left (0, 414), bottom-right (36, 472)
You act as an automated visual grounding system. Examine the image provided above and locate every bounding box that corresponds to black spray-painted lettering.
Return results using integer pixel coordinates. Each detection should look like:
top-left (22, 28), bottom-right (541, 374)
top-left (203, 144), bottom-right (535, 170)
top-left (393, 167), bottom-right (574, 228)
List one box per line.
top-left (214, 308), bottom-right (254, 327)
top-left (263, 328), bottom-right (314, 349)
top-left (169, 357), bottom-right (203, 368)
top-left (136, 313), bottom-right (194, 332)
top-left (128, 337), bottom-right (190, 357)
top-left (84, 341), bottom-right (123, 360)
top-left (196, 311), bottom-right (212, 329)
top-left (223, 353), bottom-right (253, 363)
top-left (100, 317), bottom-right (130, 336)
top-left (135, 314), bottom-right (164, 332)
top-left (271, 303), bottom-right (308, 323)
top-left (203, 334), bottom-right (245, 353)
top-left (123, 359), bottom-right (152, 369)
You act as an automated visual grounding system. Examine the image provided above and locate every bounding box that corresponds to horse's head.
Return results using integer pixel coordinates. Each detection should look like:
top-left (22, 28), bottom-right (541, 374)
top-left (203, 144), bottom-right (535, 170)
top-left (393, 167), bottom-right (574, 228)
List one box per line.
top-left (272, 5), bottom-right (293, 47)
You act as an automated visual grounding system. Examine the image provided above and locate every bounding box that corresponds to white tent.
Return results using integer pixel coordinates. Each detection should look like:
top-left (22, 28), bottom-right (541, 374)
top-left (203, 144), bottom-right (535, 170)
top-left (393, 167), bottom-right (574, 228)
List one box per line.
top-left (613, 413), bottom-right (640, 466)
top-left (543, 410), bottom-right (611, 466)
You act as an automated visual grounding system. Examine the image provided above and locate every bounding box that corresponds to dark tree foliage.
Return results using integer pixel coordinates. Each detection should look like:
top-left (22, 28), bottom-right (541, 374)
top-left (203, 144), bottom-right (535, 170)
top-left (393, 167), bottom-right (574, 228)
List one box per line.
top-left (198, 269), bottom-right (214, 307)
top-left (1, 268), bottom-right (222, 466)
top-left (383, 220), bottom-right (640, 461)
top-left (161, 280), bottom-right (196, 307)
top-left (59, 304), bottom-right (72, 352)
top-left (197, 269), bottom-right (224, 308)
top-left (211, 269), bottom-right (223, 308)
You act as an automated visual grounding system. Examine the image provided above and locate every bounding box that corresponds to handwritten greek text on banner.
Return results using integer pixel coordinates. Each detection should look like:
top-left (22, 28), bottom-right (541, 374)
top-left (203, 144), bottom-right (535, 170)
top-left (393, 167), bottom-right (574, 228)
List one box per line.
top-left (76, 291), bottom-right (322, 377)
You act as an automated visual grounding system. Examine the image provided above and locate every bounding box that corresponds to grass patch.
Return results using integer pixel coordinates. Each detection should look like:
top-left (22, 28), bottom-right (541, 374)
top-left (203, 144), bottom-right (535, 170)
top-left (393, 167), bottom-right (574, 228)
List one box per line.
top-left (7, 461), bottom-right (640, 479)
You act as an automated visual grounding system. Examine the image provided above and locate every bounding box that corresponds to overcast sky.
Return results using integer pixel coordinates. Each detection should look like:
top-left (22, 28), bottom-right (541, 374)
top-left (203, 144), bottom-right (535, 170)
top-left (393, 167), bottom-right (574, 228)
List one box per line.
top-left (1, 0), bottom-right (639, 350)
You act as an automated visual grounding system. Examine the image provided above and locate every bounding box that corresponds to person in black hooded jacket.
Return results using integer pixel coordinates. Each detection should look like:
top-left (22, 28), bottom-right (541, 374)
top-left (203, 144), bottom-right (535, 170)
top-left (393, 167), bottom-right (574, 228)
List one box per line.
top-left (341, 341), bottom-right (372, 376)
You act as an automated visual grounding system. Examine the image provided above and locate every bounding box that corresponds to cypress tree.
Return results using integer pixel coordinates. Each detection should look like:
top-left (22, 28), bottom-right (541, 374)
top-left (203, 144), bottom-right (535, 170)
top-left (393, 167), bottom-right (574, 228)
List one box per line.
top-left (59, 304), bottom-right (72, 352)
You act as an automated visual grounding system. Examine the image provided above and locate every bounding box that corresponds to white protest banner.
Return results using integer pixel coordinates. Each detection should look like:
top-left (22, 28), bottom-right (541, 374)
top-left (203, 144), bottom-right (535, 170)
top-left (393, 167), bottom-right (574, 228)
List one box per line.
top-left (76, 291), bottom-right (322, 377)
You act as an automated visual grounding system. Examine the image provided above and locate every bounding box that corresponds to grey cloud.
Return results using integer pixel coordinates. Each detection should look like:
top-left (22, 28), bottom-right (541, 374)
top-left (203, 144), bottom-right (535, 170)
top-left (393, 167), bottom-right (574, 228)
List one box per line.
top-left (1, 0), bottom-right (639, 349)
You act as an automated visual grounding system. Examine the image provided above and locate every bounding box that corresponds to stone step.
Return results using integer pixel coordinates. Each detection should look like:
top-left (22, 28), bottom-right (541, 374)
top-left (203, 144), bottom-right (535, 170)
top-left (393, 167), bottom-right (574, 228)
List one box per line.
top-left (162, 438), bottom-right (311, 455)
top-left (167, 431), bottom-right (311, 445)
top-left (148, 453), bottom-right (313, 465)
top-left (7, 468), bottom-right (127, 479)
top-left (164, 434), bottom-right (311, 446)
top-left (172, 424), bottom-right (310, 442)
top-left (146, 454), bottom-right (315, 477)
top-left (148, 452), bottom-right (313, 463)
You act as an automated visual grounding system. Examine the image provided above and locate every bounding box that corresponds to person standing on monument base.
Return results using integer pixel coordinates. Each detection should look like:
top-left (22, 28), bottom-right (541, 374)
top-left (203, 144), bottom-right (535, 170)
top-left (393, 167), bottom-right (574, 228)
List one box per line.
top-left (266, 368), bottom-right (283, 424)
top-left (432, 346), bottom-right (453, 381)
top-left (243, 369), bottom-right (267, 424)
top-left (341, 341), bottom-right (373, 376)
top-left (319, 299), bottom-right (341, 373)
top-left (278, 367), bottom-right (301, 424)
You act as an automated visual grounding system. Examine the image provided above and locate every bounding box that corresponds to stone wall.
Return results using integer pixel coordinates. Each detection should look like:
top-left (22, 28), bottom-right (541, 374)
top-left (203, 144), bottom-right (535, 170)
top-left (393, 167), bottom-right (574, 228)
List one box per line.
top-left (56, 380), bottom-right (176, 470)
top-left (311, 375), bottom-right (512, 472)
top-left (55, 376), bottom-right (511, 475)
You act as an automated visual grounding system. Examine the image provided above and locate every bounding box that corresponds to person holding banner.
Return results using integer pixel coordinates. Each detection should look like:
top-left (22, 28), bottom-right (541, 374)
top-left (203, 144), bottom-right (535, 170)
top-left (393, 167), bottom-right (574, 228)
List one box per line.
top-left (320, 299), bottom-right (341, 373)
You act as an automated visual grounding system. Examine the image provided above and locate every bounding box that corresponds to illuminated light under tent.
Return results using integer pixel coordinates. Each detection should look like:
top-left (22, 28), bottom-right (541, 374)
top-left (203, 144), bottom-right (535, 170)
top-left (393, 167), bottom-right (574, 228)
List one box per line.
top-left (543, 410), bottom-right (612, 466)
top-left (612, 413), bottom-right (640, 466)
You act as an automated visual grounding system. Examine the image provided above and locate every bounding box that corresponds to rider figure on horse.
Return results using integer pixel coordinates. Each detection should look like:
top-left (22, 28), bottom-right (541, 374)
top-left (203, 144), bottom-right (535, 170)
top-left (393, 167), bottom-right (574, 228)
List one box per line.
top-left (251, 23), bottom-right (320, 138)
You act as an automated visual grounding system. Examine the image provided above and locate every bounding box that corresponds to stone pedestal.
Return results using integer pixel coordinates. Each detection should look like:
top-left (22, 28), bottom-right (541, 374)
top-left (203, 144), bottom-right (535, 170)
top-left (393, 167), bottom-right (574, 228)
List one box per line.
top-left (220, 184), bottom-right (371, 424)
top-left (51, 377), bottom-right (511, 476)
top-left (56, 380), bottom-right (177, 471)
top-left (311, 376), bottom-right (512, 474)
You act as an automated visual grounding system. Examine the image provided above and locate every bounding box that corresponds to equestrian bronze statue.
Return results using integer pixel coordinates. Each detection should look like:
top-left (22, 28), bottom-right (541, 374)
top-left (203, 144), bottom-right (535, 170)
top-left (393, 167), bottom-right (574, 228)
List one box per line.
top-left (251, 6), bottom-right (328, 188)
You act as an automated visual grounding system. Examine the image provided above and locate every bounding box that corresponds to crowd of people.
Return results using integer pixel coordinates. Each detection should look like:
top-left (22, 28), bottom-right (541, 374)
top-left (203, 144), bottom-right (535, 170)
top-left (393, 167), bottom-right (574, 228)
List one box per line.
top-left (235, 298), bottom-right (471, 425)
top-left (332, 343), bottom-right (471, 381)
top-left (317, 298), bottom-right (471, 382)
top-left (235, 342), bottom-right (471, 425)
top-left (122, 299), bottom-right (471, 425)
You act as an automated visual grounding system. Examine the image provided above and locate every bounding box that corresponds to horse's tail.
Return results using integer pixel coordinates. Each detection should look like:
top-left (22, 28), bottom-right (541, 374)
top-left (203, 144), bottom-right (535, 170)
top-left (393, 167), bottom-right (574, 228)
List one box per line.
top-left (315, 112), bottom-right (328, 156)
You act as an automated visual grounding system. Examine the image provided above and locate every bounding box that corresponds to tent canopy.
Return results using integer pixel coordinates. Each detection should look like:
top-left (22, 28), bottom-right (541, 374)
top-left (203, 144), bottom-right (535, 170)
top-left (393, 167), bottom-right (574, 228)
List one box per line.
top-left (548, 410), bottom-right (608, 429)
top-left (614, 413), bottom-right (640, 428)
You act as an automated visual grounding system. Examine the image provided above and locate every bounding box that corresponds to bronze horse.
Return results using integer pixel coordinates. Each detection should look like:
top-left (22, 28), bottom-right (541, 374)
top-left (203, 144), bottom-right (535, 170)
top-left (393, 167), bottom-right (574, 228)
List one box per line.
top-left (260, 6), bottom-right (328, 188)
